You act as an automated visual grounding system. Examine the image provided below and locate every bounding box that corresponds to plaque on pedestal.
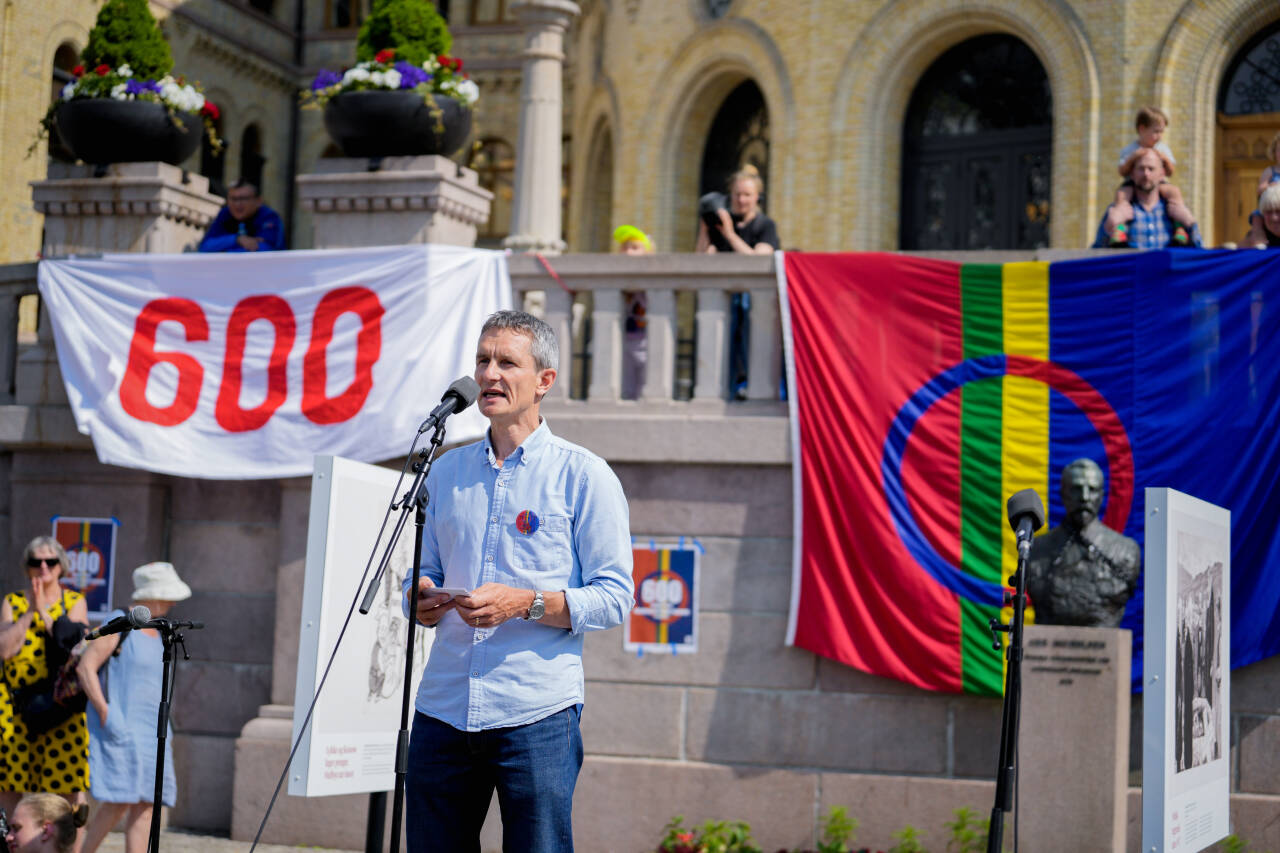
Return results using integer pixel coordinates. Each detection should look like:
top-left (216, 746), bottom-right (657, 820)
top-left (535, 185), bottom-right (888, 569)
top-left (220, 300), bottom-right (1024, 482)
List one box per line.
top-left (1020, 624), bottom-right (1131, 852)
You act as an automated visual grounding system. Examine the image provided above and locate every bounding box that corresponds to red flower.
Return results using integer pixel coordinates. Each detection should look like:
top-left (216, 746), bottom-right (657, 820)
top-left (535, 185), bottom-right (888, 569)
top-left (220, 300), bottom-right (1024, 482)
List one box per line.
top-left (71, 64), bottom-right (84, 77)
top-left (375, 48), bottom-right (395, 64)
top-left (201, 101), bottom-right (220, 120)
top-left (452, 58), bottom-right (463, 71)
top-left (94, 64), bottom-right (110, 76)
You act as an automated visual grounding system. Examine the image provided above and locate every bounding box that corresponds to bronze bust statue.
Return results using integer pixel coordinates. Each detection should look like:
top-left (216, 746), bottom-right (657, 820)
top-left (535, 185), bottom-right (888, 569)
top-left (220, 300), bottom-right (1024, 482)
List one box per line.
top-left (1025, 458), bottom-right (1141, 627)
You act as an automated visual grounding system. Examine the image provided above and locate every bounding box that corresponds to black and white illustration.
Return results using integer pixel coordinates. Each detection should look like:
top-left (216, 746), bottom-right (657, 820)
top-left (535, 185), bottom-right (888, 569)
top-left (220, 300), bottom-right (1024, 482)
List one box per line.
top-left (1173, 530), bottom-right (1225, 773)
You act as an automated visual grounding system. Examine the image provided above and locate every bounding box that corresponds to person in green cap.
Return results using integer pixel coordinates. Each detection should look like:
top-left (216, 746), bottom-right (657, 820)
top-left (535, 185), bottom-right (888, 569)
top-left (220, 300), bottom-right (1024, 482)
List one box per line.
top-left (614, 225), bottom-right (652, 399)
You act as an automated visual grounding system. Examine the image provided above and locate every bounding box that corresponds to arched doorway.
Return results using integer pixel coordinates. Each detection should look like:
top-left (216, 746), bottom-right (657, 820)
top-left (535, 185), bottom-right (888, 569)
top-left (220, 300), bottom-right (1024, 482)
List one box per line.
top-left (240, 124), bottom-right (265, 191)
top-left (1216, 20), bottom-right (1280, 245)
top-left (900, 34), bottom-right (1052, 250)
top-left (699, 80), bottom-right (770, 197)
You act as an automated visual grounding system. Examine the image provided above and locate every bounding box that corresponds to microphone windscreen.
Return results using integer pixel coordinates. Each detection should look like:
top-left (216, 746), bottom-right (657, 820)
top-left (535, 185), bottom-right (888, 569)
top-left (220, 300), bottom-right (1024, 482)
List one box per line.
top-left (1006, 489), bottom-right (1046, 532)
top-left (447, 376), bottom-right (480, 409)
top-left (129, 604), bottom-right (152, 626)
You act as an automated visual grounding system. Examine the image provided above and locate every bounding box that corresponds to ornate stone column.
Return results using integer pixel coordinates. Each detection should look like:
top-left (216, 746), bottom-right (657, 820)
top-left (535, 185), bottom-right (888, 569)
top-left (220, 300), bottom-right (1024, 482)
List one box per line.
top-left (502, 0), bottom-right (579, 255)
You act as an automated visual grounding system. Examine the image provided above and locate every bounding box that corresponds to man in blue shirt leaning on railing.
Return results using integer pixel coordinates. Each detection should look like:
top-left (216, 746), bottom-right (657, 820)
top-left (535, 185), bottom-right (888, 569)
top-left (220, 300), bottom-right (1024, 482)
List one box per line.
top-left (402, 310), bottom-right (634, 853)
top-left (1092, 147), bottom-right (1203, 249)
top-left (198, 179), bottom-right (285, 252)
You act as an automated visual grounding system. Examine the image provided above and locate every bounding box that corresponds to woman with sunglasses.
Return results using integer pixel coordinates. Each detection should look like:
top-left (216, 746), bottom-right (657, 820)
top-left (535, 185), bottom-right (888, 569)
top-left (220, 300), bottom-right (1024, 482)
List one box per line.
top-left (0, 537), bottom-right (90, 823)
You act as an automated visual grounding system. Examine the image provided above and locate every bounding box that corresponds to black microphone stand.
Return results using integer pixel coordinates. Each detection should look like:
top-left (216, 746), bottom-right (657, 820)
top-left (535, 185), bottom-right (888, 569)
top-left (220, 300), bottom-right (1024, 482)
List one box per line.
top-left (987, 542), bottom-right (1030, 853)
top-left (356, 421), bottom-right (449, 853)
top-left (146, 617), bottom-right (203, 853)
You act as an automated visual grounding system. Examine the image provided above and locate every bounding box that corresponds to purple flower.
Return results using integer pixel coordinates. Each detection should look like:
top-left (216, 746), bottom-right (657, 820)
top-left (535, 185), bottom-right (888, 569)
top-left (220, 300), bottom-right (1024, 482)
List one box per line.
top-left (125, 78), bottom-right (162, 96)
top-left (394, 61), bottom-right (429, 89)
top-left (311, 69), bottom-right (342, 91)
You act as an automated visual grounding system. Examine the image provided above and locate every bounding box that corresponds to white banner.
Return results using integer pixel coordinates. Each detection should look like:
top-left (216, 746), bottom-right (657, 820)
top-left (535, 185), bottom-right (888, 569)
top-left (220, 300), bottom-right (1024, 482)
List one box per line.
top-left (38, 245), bottom-right (511, 479)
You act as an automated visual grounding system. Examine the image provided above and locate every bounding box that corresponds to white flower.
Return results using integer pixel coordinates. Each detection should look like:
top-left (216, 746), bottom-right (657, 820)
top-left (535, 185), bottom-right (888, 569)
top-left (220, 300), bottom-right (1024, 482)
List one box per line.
top-left (454, 79), bottom-right (480, 106)
top-left (344, 67), bottom-right (371, 84)
top-left (369, 70), bottom-right (387, 88)
top-left (423, 57), bottom-right (439, 72)
top-left (111, 83), bottom-right (129, 100)
top-left (118, 64), bottom-right (133, 78)
top-left (383, 69), bottom-right (402, 89)
top-left (60, 81), bottom-right (75, 100)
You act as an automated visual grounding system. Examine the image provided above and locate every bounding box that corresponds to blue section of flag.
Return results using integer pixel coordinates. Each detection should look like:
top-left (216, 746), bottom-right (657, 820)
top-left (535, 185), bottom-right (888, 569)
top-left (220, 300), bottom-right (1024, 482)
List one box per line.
top-left (1049, 249), bottom-right (1280, 686)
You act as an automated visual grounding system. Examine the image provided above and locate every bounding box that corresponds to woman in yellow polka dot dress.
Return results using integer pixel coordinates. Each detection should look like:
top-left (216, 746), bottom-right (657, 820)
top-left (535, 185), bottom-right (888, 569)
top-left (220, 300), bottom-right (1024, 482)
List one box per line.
top-left (0, 536), bottom-right (90, 817)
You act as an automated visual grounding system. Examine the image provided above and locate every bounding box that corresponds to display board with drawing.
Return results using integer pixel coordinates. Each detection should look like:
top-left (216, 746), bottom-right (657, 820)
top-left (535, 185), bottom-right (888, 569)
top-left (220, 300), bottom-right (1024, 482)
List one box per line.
top-left (1143, 488), bottom-right (1231, 853)
top-left (290, 455), bottom-right (434, 797)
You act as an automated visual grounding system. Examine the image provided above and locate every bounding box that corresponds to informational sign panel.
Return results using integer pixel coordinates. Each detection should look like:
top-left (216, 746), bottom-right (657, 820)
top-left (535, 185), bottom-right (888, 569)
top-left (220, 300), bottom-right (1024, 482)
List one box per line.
top-left (1143, 488), bottom-right (1231, 853)
top-left (51, 516), bottom-right (118, 620)
top-left (290, 455), bottom-right (433, 797)
top-left (624, 541), bottom-right (700, 654)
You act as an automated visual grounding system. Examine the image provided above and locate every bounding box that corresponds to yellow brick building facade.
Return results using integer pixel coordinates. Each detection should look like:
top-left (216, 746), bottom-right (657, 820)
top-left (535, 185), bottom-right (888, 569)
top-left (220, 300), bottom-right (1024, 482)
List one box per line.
top-left (2, 0), bottom-right (1279, 258)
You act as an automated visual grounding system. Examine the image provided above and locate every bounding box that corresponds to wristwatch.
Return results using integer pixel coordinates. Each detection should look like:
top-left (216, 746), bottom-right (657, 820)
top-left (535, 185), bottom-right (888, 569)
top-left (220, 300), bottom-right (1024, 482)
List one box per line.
top-left (526, 591), bottom-right (545, 622)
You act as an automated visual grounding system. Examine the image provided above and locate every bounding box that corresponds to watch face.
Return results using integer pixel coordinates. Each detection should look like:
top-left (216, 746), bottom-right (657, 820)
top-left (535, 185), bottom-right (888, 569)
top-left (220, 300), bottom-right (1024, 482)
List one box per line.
top-left (529, 594), bottom-right (545, 620)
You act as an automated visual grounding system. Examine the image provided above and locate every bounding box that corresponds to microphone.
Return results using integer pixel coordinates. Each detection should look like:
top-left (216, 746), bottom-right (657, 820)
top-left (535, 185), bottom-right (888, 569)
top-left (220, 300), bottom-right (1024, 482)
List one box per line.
top-left (417, 376), bottom-right (480, 434)
top-left (85, 605), bottom-right (151, 641)
top-left (1007, 489), bottom-right (1046, 559)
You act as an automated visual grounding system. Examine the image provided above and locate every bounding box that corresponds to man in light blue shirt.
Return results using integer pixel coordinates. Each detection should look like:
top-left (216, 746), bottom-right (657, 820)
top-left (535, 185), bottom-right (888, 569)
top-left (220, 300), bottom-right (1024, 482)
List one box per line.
top-left (402, 310), bottom-right (633, 853)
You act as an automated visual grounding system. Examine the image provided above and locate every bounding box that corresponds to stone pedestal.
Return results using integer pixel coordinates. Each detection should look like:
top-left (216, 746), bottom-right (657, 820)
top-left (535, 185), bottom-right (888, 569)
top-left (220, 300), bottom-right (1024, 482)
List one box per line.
top-left (1020, 624), bottom-right (1131, 853)
top-left (31, 161), bottom-right (223, 256)
top-left (296, 155), bottom-right (492, 249)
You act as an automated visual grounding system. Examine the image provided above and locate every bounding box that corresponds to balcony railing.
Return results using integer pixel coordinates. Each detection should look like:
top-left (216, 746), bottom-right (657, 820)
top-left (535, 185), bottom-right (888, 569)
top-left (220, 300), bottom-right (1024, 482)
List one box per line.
top-left (0, 249), bottom-right (1106, 460)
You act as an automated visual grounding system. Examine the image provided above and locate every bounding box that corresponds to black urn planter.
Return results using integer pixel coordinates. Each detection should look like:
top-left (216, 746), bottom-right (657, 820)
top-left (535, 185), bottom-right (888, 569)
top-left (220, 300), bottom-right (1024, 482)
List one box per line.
top-left (323, 90), bottom-right (472, 158)
top-left (54, 98), bottom-right (203, 166)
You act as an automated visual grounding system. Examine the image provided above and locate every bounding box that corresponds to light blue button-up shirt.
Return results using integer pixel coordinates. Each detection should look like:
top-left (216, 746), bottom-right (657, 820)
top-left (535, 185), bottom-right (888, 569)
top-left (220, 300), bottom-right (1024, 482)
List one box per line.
top-left (402, 420), bottom-right (633, 731)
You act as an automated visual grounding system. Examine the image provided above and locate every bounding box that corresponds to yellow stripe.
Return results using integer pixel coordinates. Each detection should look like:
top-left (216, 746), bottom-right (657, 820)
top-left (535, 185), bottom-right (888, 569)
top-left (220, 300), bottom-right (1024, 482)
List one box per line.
top-left (1001, 262), bottom-right (1049, 627)
top-left (656, 548), bottom-right (669, 644)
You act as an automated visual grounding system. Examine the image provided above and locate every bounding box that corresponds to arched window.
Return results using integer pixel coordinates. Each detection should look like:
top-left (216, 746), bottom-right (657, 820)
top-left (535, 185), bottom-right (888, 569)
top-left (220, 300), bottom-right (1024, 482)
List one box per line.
top-left (48, 43), bottom-right (79, 163)
top-left (1215, 21), bottom-right (1280, 244)
top-left (900, 35), bottom-right (1052, 250)
top-left (468, 137), bottom-right (515, 248)
top-left (699, 80), bottom-right (770, 198)
top-left (241, 124), bottom-right (265, 193)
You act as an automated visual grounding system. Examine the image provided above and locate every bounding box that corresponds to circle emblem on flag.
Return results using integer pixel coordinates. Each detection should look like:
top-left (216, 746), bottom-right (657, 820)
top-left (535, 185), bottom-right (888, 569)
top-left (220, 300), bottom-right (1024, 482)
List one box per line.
top-left (516, 510), bottom-right (540, 535)
top-left (880, 353), bottom-right (1134, 605)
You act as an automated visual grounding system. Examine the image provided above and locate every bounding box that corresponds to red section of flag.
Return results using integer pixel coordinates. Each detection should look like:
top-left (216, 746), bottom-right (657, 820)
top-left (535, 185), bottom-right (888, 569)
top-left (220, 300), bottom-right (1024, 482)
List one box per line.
top-left (785, 253), bottom-right (966, 692)
top-left (627, 548), bottom-right (659, 644)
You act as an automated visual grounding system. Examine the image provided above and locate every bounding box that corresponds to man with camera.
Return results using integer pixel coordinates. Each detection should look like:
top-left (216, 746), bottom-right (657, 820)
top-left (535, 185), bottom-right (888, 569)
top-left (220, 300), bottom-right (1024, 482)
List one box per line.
top-left (695, 165), bottom-right (779, 255)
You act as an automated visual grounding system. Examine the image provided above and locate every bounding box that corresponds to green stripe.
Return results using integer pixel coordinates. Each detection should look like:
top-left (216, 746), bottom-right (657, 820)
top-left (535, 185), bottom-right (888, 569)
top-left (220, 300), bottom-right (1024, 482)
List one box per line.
top-left (959, 264), bottom-right (1004, 695)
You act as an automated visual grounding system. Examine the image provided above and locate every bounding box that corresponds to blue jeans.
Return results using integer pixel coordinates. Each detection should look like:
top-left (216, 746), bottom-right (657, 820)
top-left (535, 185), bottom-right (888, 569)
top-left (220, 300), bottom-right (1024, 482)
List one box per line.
top-left (406, 706), bottom-right (584, 853)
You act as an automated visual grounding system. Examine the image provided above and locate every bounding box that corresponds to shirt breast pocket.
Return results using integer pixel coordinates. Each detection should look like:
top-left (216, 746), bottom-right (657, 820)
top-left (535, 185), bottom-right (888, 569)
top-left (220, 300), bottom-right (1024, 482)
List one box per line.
top-left (510, 513), bottom-right (572, 576)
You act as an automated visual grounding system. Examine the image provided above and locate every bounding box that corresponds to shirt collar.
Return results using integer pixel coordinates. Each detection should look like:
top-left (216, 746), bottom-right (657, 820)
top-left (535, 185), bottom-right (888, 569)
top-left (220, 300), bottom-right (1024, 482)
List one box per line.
top-left (482, 418), bottom-right (552, 467)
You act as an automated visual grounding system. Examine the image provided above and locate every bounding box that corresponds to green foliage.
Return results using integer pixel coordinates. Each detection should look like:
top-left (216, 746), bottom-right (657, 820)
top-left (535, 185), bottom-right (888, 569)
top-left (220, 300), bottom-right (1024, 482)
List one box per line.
top-left (817, 806), bottom-right (859, 853)
top-left (356, 0), bottom-right (452, 67)
top-left (697, 819), bottom-right (761, 853)
top-left (889, 825), bottom-right (927, 853)
top-left (944, 807), bottom-right (987, 853)
top-left (1219, 834), bottom-right (1267, 853)
top-left (656, 815), bottom-right (761, 853)
top-left (660, 816), bottom-right (699, 853)
top-left (80, 0), bottom-right (173, 79)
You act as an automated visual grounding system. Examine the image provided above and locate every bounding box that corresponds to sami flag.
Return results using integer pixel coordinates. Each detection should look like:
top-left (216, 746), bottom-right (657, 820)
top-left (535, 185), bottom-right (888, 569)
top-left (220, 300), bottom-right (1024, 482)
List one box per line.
top-left (781, 250), bottom-right (1280, 695)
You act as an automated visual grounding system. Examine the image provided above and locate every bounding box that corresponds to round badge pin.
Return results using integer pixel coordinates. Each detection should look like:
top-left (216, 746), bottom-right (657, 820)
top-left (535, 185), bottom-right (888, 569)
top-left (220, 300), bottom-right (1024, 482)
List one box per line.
top-left (516, 510), bottom-right (540, 535)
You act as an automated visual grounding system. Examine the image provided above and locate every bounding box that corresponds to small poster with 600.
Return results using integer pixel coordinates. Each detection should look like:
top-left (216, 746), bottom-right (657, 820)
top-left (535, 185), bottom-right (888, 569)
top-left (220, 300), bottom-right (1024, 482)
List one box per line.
top-left (52, 516), bottom-right (119, 620)
top-left (625, 540), bottom-right (700, 654)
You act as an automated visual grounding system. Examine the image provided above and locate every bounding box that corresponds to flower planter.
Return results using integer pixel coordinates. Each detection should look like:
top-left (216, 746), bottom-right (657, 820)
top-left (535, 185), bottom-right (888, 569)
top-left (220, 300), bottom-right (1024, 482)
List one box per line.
top-left (54, 98), bottom-right (202, 165)
top-left (322, 90), bottom-right (472, 158)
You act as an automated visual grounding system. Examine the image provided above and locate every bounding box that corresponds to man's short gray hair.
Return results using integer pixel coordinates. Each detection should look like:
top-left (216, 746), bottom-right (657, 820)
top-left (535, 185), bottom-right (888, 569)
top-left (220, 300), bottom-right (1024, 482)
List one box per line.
top-left (1260, 183), bottom-right (1280, 214)
top-left (480, 310), bottom-right (560, 371)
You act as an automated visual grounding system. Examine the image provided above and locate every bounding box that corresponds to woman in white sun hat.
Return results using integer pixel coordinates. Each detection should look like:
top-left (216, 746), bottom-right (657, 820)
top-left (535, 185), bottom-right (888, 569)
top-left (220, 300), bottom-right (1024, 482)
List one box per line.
top-left (76, 562), bottom-right (191, 853)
